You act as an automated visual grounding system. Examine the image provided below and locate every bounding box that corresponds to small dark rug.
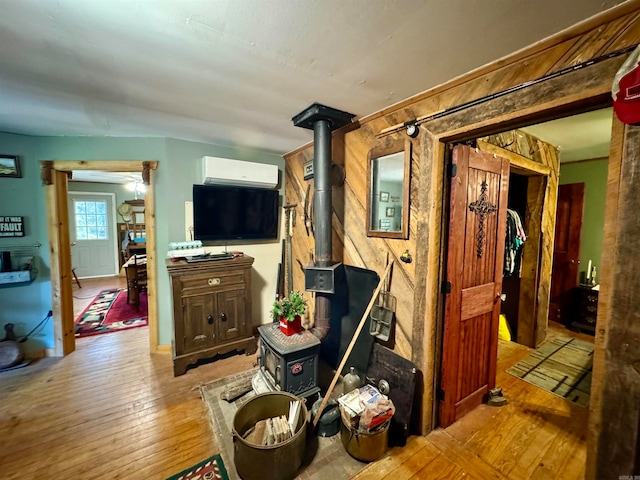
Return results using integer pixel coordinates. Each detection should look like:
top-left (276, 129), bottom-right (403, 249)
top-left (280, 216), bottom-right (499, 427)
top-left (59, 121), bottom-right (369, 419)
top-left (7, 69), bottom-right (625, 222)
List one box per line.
top-left (200, 370), bottom-right (366, 480)
top-left (74, 288), bottom-right (148, 337)
top-left (166, 453), bottom-right (229, 480)
top-left (507, 336), bottom-right (593, 407)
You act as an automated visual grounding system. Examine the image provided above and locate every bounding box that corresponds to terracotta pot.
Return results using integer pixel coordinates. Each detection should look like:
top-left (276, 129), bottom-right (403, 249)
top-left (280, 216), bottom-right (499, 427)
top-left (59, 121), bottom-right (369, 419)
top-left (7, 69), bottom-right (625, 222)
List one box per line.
top-left (279, 315), bottom-right (302, 335)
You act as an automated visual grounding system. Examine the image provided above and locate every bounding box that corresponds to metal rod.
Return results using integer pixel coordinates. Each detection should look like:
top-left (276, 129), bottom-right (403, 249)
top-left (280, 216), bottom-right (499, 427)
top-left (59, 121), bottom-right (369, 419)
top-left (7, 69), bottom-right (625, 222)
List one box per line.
top-left (377, 44), bottom-right (638, 138)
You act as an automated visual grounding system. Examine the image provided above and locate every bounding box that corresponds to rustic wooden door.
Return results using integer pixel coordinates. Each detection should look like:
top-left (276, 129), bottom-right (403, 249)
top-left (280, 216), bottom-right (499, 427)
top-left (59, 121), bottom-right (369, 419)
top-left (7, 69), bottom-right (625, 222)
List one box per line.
top-left (439, 145), bottom-right (510, 427)
top-left (549, 183), bottom-right (584, 322)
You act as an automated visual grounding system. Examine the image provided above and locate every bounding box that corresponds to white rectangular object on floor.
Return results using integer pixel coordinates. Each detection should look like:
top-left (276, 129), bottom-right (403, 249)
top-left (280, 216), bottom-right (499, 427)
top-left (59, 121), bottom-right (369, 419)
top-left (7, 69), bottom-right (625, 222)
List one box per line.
top-left (202, 156), bottom-right (278, 189)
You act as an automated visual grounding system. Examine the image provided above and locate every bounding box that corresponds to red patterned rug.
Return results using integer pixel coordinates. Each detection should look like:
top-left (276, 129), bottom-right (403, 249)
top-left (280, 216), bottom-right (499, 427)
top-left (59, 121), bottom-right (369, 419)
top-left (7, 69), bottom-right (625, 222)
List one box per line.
top-left (166, 454), bottom-right (228, 480)
top-left (74, 288), bottom-right (148, 338)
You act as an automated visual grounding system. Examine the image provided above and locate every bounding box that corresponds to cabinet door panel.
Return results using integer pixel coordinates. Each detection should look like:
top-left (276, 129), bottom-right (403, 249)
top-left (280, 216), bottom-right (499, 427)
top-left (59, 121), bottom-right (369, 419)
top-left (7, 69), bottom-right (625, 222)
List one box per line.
top-left (217, 287), bottom-right (247, 342)
top-left (182, 293), bottom-right (216, 354)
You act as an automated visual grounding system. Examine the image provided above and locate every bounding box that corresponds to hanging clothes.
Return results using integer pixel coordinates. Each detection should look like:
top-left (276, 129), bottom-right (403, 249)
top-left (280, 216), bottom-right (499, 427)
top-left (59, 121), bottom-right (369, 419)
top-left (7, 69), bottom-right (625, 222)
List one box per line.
top-left (504, 209), bottom-right (526, 277)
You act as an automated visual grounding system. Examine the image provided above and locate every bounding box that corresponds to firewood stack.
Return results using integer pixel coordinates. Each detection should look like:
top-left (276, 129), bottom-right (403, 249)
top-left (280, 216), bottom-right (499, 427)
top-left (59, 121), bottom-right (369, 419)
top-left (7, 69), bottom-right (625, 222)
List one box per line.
top-left (243, 399), bottom-right (302, 446)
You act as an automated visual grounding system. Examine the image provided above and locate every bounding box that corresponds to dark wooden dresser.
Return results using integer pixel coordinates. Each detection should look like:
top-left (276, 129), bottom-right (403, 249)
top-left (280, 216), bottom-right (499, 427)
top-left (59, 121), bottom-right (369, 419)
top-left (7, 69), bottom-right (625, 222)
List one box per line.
top-left (567, 285), bottom-right (598, 335)
top-left (166, 255), bottom-right (257, 376)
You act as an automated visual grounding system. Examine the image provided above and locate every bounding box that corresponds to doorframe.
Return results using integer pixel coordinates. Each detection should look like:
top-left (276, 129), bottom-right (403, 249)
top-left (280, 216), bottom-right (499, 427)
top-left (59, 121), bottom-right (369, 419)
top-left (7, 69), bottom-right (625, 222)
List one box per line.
top-left (67, 191), bottom-right (120, 278)
top-left (411, 52), bottom-right (626, 436)
top-left (476, 140), bottom-right (553, 347)
top-left (43, 160), bottom-right (158, 356)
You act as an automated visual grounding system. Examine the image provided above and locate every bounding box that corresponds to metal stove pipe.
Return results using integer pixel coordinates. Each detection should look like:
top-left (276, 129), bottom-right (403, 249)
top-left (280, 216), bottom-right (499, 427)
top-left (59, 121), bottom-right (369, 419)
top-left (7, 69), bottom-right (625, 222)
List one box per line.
top-left (312, 119), bottom-right (332, 340)
top-left (292, 103), bottom-right (355, 342)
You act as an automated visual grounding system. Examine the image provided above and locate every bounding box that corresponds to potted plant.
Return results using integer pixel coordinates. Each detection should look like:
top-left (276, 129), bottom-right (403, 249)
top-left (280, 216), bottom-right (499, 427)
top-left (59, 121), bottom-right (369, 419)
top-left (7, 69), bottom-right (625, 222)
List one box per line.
top-left (271, 290), bottom-right (307, 336)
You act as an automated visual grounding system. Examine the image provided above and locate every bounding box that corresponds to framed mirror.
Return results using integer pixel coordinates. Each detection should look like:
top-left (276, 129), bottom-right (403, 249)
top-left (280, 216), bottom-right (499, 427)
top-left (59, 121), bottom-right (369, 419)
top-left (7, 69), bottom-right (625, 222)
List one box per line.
top-left (366, 138), bottom-right (411, 239)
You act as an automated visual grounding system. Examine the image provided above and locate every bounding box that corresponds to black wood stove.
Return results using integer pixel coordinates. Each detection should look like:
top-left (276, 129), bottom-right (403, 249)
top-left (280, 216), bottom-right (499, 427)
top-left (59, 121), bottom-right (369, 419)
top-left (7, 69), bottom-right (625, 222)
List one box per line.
top-left (256, 324), bottom-right (321, 398)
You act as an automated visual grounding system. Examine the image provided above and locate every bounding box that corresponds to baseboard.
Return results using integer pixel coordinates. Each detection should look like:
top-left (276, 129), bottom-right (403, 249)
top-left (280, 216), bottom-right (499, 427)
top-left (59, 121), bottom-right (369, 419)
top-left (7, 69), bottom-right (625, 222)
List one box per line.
top-left (23, 348), bottom-right (47, 359)
top-left (155, 344), bottom-right (172, 354)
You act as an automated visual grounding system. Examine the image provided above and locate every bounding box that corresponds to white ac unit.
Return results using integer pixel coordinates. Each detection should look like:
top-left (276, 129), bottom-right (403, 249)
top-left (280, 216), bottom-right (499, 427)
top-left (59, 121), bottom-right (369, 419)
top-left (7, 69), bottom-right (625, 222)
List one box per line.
top-left (202, 156), bottom-right (279, 189)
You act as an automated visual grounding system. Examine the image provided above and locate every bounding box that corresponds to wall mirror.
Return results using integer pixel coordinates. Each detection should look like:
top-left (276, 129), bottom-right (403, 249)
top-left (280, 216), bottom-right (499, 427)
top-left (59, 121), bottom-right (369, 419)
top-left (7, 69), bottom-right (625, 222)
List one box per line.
top-left (366, 138), bottom-right (411, 239)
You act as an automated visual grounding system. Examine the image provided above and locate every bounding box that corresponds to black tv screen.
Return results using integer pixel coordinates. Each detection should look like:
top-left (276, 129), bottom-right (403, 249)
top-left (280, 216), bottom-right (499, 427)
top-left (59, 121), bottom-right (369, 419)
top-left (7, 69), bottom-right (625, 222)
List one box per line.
top-left (193, 184), bottom-right (279, 242)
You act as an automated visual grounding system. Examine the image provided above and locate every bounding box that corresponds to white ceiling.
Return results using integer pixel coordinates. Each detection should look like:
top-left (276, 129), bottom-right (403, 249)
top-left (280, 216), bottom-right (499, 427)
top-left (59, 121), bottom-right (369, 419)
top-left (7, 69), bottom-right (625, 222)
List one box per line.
top-left (522, 108), bottom-right (613, 162)
top-left (0, 0), bottom-right (626, 159)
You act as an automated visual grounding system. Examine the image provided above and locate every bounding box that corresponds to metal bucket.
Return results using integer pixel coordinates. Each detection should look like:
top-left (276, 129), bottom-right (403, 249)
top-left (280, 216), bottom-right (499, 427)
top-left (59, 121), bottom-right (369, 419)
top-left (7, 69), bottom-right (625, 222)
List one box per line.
top-left (340, 417), bottom-right (389, 462)
top-left (232, 391), bottom-right (307, 480)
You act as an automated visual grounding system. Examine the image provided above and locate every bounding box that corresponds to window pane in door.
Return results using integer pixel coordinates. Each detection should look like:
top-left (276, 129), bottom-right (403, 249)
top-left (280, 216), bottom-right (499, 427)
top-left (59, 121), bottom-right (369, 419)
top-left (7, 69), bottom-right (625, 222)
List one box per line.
top-left (74, 200), bottom-right (108, 240)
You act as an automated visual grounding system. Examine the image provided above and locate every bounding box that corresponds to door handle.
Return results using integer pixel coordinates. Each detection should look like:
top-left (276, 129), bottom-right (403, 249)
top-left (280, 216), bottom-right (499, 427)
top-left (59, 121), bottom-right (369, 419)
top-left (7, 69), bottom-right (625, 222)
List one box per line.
top-left (207, 315), bottom-right (214, 325)
top-left (496, 293), bottom-right (506, 302)
top-left (220, 313), bottom-right (227, 322)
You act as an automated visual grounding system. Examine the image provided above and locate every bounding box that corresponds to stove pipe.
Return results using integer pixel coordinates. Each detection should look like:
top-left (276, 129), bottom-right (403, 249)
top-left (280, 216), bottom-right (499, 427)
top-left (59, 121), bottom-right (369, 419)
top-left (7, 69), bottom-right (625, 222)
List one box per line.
top-left (292, 104), bottom-right (355, 341)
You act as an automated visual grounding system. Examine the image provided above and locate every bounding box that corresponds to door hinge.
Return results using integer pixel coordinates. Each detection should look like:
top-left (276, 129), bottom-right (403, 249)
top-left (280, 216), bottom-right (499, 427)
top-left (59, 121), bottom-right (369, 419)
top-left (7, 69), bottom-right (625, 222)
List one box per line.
top-left (441, 280), bottom-right (452, 294)
top-left (437, 387), bottom-right (445, 401)
top-left (448, 162), bottom-right (457, 178)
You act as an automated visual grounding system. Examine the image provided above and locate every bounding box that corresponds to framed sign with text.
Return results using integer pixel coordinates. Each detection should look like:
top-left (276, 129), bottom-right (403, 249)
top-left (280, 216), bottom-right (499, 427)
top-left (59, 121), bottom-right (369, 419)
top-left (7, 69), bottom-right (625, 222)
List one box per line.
top-left (0, 216), bottom-right (25, 237)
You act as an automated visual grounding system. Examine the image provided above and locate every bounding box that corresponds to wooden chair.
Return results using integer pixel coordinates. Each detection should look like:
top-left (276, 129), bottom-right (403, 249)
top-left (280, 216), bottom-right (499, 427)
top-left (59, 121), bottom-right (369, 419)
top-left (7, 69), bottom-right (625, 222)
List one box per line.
top-left (71, 267), bottom-right (81, 288)
top-left (124, 255), bottom-right (147, 310)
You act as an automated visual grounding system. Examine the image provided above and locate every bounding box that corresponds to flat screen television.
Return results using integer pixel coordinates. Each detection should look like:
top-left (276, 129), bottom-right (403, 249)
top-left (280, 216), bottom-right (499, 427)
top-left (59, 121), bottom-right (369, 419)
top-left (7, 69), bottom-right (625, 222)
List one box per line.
top-left (193, 184), bottom-right (279, 242)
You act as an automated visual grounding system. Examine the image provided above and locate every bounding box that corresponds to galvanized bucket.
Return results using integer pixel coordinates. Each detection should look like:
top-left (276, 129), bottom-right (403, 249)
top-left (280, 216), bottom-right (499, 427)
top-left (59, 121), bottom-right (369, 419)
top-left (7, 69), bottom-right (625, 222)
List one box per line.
top-left (232, 391), bottom-right (307, 480)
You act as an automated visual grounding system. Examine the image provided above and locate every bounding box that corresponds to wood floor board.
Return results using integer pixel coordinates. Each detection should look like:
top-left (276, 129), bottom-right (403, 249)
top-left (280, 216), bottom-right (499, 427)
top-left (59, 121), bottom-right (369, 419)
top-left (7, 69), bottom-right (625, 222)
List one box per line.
top-left (1, 275), bottom-right (589, 480)
top-left (427, 430), bottom-right (510, 480)
top-left (381, 442), bottom-right (442, 480)
top-left (350, 435), bottom-right (431, 479)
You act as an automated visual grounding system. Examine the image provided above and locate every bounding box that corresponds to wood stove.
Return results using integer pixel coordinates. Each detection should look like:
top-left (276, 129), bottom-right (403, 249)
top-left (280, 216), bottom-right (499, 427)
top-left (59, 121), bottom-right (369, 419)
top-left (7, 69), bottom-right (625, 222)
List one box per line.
top-left (256, 324), bottom-right (320, 398)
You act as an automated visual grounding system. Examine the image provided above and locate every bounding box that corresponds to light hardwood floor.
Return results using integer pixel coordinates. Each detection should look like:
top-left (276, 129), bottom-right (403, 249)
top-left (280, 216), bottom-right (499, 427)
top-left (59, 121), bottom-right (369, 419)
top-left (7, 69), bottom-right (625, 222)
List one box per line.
top-left (1, 280), bottom-right (591, 479)
top-left (354, 323), bottom-right (593, 480)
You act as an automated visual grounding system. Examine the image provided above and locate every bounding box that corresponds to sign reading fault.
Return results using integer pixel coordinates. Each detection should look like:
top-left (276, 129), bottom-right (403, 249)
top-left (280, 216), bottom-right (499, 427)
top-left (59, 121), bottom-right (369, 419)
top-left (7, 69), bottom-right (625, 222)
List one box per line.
top-left (0, 216), bottom-right (25, 237)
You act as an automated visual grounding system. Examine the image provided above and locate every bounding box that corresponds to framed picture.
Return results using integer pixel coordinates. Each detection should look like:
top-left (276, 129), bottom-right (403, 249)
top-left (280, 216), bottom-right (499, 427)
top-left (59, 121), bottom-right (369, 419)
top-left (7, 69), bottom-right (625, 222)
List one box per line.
top-left (0, 155), bottom-right (21, 178)
top-left (379, 191), bottom-right (389, 202)
top-left (386, 207), bottom-right (395, 217)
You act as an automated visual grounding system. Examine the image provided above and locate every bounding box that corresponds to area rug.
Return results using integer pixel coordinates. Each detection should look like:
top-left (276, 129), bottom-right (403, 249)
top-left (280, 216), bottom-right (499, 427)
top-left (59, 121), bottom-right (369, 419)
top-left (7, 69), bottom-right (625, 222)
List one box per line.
top-left (200, 369), bottom-right (366, 480)
top-left (507, 336), bottom-right (593, 407)
top-left (74, 288), bottom-right (148, 337)
top-left (166, 454), bottom-right (229, 480)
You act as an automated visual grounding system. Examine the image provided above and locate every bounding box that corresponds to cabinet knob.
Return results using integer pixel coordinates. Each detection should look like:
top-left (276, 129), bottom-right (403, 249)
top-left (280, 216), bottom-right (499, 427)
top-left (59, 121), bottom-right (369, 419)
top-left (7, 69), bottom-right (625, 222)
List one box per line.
top-left (207, 315), bottom-right (214, 325)
top-left (208, 277), bottom-right (221, 286)
top-left (220, 313), bottom-right (227, 322)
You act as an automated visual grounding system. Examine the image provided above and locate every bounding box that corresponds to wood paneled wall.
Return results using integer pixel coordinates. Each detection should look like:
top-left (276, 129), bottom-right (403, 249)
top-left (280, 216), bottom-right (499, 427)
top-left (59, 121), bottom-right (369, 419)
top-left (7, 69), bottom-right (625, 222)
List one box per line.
top-left (284, 5), bottom-right (640, 477)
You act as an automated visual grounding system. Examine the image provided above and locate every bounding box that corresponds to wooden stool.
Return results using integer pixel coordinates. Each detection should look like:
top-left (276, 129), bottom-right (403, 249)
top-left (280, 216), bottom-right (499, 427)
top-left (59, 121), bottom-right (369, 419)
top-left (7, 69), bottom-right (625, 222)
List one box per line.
top-left (72, 267), bottom-right (81, 288)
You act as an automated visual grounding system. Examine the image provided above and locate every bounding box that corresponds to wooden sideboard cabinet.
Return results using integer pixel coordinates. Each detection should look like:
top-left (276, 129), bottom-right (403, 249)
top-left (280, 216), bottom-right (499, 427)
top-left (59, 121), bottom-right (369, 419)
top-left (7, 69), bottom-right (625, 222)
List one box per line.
top-left (166, 255), bottom-right (257, 376)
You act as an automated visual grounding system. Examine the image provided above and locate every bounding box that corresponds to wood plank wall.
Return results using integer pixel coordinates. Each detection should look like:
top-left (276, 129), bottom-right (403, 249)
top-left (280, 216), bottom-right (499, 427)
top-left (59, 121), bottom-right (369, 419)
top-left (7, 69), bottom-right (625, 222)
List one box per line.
top-left (284, 4), bottom-right (640, 471)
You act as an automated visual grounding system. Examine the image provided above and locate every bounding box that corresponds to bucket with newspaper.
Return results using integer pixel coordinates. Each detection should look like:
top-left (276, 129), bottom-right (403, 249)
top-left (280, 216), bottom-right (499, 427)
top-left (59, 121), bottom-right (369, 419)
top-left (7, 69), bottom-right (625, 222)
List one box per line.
top-left (232, 391), bottom-right (307, 480)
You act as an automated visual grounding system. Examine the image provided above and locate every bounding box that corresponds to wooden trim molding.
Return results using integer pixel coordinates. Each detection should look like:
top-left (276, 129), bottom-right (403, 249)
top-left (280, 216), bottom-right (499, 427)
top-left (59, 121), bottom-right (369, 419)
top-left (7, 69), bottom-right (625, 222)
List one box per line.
top-left (43, 160), bottom-right (159, 356)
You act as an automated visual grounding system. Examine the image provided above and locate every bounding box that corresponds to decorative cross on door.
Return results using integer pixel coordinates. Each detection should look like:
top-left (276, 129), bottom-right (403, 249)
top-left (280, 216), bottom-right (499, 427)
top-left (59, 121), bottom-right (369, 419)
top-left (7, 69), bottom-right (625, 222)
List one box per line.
top-left (468, 180), bottom-right (497, 258)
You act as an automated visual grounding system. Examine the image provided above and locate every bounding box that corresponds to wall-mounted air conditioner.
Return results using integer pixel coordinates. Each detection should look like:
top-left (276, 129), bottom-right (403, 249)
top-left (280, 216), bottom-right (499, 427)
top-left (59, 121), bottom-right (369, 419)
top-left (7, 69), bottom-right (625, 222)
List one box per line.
top-left (202, 156), bottom-right (279, 189)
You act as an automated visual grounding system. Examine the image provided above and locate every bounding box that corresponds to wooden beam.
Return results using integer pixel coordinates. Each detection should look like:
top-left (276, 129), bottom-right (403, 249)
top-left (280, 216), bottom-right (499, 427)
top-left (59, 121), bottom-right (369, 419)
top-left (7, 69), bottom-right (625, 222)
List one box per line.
top-left (517, 176), bottom-right (545, 346)
top-left (587, 122), bottom-right (640, 478)
top-left (145, 167), bottom-right (158, 353)
top-left (478, 140), bottom-right (552, 176)
top-left (46, 170), bottom-right (75, 356)
top-left (411, 130), bottom-right (445, 434)
top-left (52, 160), bottom-right (158, 171)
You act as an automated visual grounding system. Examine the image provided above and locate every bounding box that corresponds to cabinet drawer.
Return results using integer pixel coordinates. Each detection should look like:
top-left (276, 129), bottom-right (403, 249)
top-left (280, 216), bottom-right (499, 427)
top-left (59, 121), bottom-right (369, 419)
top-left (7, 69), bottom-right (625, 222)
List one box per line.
top-left (179, 270), bottom-right (245, 292)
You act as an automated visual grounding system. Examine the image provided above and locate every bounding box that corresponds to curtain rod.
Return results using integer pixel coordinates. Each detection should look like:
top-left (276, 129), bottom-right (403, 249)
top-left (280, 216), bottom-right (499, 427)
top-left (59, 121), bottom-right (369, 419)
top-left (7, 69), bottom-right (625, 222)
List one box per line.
top-left (377, 44), bottom-right (638, 138)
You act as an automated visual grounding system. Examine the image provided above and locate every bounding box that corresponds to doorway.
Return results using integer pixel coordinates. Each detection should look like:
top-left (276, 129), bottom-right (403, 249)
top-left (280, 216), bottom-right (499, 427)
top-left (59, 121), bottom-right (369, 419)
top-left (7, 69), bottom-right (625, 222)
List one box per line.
top-left (438, 107), bottom-right (610, 428)
top-left (68, 192), bottom-right (119, 278)
top-left (43, 160), bottom-right (158, 356)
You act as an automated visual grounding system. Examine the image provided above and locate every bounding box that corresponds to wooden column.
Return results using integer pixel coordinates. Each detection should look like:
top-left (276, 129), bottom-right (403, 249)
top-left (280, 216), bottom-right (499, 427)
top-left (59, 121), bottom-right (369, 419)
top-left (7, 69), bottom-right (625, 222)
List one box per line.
top-left (587, 122), bottom-right (640, 478)
top-left (46, 169), bottom-right (75, 356)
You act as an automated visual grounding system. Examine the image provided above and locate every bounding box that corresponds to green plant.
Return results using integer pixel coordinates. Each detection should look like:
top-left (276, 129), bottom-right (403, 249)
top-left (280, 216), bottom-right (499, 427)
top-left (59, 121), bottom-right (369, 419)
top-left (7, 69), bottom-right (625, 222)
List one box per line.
top-left (271, 290), bottom-right (307, 322)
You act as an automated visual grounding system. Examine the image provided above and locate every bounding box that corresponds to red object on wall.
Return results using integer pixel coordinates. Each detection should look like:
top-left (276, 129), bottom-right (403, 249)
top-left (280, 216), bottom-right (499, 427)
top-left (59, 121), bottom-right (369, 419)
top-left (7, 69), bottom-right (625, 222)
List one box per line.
top-left (613, 45), bottom-right (640, 125)
top-left (279, 316), bottom-right (302, 336)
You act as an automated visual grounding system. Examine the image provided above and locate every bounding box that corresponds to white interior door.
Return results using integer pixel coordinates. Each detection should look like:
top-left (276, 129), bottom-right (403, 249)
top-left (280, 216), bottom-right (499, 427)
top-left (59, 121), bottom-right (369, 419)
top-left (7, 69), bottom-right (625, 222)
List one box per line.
top-left (68, 192), bottom-right (118, 278)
